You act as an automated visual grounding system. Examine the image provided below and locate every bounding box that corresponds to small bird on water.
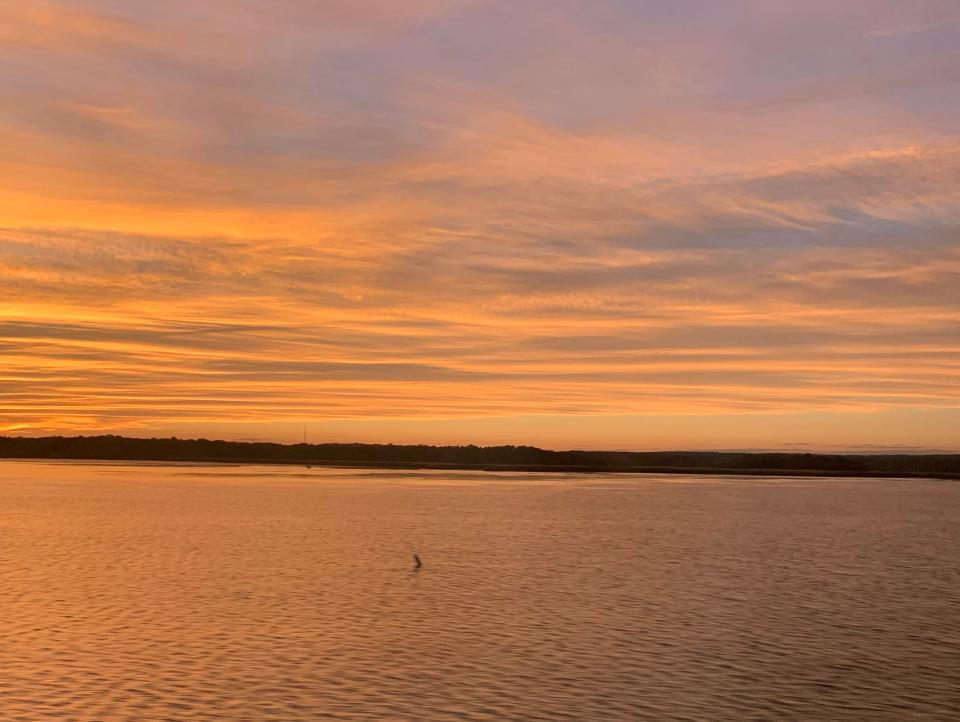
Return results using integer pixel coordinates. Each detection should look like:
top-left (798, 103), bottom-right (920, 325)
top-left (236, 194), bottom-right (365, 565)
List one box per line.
top-left (413, 553), bottom-right (422, 569)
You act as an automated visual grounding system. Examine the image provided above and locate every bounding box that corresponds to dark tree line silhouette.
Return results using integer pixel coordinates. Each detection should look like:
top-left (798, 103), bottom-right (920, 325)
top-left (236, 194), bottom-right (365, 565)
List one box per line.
top-left (1, 435), bottom-right (958, 478)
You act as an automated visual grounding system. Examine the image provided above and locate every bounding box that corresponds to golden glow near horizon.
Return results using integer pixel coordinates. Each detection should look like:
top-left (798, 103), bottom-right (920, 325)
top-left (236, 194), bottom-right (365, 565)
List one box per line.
top-left (2, 1), bottom-right (959, 451)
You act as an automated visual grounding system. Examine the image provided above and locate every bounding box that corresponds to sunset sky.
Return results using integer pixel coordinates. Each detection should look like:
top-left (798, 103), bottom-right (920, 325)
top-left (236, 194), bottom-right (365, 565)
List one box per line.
top-left (2, 0), bottom-right (958, 451)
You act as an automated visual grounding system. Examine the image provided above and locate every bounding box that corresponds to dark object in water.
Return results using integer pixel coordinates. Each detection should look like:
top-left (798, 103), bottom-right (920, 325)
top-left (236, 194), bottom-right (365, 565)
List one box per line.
top-left (413, 553), bottom-right (422, 568)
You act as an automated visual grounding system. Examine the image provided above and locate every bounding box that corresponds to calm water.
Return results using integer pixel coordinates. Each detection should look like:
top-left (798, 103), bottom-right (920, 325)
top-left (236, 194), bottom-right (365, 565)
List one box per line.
top-left (1, 461), bottom-right (958, 721)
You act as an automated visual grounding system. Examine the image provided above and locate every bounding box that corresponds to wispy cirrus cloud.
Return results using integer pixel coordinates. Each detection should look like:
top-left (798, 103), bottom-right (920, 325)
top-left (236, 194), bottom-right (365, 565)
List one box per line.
top-left (1, 0), bottom-right (958, 449)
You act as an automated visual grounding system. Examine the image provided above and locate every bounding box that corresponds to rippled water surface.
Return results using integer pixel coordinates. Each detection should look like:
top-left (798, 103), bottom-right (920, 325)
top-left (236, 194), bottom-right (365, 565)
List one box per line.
top-left (1, 461), bottom-right (959, 720)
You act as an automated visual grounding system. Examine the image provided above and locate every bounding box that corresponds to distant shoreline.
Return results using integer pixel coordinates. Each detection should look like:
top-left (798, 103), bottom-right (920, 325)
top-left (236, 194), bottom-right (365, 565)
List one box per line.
top-left (2, 435), bottom-right (958, 481)
top-left (6, 456), bottom-right (958, 481)
top-left (4, 455), bottom-right (960, 481)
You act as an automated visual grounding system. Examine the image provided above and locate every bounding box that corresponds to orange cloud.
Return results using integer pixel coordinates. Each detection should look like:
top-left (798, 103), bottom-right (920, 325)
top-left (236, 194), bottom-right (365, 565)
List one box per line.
top-left (1, 0), bottom-right (958, 449)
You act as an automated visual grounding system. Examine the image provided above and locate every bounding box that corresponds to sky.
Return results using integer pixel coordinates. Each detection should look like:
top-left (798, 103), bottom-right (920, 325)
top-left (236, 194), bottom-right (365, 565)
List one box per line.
top-left (1, 0), bottom-right (958, 452)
